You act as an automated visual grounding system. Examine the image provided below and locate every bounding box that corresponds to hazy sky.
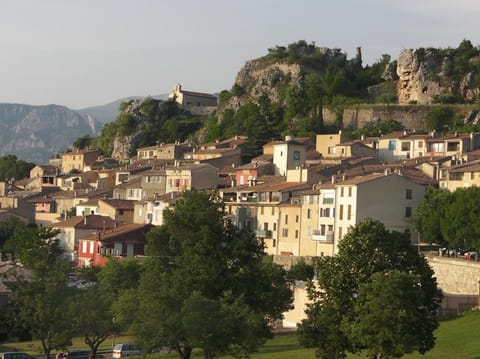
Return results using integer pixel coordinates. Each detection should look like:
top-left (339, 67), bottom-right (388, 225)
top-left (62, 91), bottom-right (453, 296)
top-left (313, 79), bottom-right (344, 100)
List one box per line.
top-left (1, 0), bottom-right (479, 109)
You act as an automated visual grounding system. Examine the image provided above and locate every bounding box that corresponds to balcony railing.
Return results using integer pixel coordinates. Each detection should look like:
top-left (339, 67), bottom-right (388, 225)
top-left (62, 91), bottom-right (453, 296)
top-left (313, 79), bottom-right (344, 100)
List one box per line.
top-left (311, 230), bottom-right (334, 243)
top-left (255, 229), bottom-right (273, 238)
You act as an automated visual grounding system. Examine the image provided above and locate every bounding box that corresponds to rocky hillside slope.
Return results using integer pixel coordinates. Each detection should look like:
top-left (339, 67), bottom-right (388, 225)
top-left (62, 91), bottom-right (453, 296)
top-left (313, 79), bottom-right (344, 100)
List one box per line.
top-left (101, 97), bottom-right (195, 162)
top-left (0, 104), bottom-right (100, 164)
top-left (394, 46), bottom-right (480, 105)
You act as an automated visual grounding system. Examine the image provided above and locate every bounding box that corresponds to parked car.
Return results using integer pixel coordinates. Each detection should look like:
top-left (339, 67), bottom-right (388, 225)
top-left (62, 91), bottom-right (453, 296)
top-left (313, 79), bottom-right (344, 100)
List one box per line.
top-left (0, 353), bottom-right (35, 359)
top-left (56, 350), bottom-right (104, 359)
top-left (112, 343), bottom-right (141, 358)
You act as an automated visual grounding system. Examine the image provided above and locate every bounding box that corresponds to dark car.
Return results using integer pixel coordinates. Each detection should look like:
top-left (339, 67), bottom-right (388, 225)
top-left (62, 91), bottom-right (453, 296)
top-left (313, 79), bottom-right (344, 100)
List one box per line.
top-left (0, 353), bottom-right (35, 359)
top-left (59, 351), bottom-right (104, 359)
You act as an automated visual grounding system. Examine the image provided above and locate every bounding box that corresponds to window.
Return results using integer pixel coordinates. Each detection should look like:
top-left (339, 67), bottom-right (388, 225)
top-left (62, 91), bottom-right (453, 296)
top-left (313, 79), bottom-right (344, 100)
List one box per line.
top-left (447, 142), bottom-right (459, 152)
top-left (471, 172), bottom-right (475, 180)
top-left (348, 186), bottom-right (352, 197)
top-left (271, 207), bottom-right (275, 215)
top-left (406, 189), bottom-right (412, 199)
top-left (260, 206), bottom-right (264, 215)
top-left (338, 227), bottom-right (342, 240)
top-left (320, 224), bottom-right (326, 235)
top-left (327, 146), bottom-right (336, 154)
top-left (340, 187), bottom-right (344, 197)
top-left (285, 215), bottom-right (288, 225)
top-left (307, 208), bottom-right (311, 219)
top-left (339, 205), bottom-right (344, 220)
top-left (347, 205), bottom-right (351, 220)
top-left (388, 140), bottom-right (396, 150)
top-left (296, 215), bottom-right (299, 223)
top-left (282, 228), bottom-right (288, 237)
top-left (295, 230), bottom-right (299, 239)
top-left (418, 141), bottom-right (423, 148)
top-left (272, 239), bottom-right (276, 247)
top-left (401, 142), bottom-right (410, 151)
top-left (273, 223), bottom-right (277, 231)
top-left (405, 206), bottom-right (412, 217)
top-left (320, 208), bottom-right (331, 217)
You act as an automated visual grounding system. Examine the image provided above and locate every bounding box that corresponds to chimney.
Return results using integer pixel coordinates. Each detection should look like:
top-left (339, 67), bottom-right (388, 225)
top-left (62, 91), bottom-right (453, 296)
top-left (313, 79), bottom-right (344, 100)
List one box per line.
top-left (331, 175), bottom-right (336, 184)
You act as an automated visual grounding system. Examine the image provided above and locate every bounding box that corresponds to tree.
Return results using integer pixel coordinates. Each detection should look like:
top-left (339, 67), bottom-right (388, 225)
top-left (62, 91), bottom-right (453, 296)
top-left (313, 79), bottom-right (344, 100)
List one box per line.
top-left (347, 271), bottom-right (430, 359)
top-left (298, 218), bottom-right (441, 359)
top-left (129, 190), bottom-right (293, 359)
top-left (441, 187), bottom-right (480, 251)
top-left (6, 226), bottom-right (74, 359)
top-left (425, 107), bottom-right (454, 133)
top-left (0, 154), bottom-right (35, 182)
top-left (70, 287), bottom-right (119, 359)
top-left (412, 185), bottom-right (453, 244)
top-left (72, 135), bottom-right (93, 150)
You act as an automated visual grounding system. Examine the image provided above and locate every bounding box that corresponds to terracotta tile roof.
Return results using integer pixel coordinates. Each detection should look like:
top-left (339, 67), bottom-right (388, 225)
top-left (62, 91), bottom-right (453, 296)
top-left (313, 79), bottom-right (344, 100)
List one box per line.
top-left (51, 215), bottom-right (117, 229)
top-left (80, 223), bottom-right (154, 243)
top-left (222, 180), bottom-right (309, 193)
top-left (449, 159), bottom-right (480, 173)
top-left (50, 188), bottom-right (112, 199)
top-left (251, 154), bottom-right (273, 162)
top-left (115, 177), bottom-right (142, 188)
top-left (235, 161), bottom-right (271, 170)
top-left (100, 199), bottom-right (136, 209)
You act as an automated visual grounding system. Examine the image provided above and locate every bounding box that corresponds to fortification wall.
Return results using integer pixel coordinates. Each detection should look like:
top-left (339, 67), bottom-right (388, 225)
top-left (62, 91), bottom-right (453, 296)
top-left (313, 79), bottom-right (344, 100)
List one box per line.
top-left (322, 106), bottom-right (430, 131)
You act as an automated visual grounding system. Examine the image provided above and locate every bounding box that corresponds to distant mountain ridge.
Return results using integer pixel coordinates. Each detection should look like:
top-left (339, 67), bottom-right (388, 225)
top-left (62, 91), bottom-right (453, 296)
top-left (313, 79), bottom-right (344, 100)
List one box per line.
top-left (0, 103), bottom-right (101, 164)
top-left (76, 94), bottom-right (168, 124)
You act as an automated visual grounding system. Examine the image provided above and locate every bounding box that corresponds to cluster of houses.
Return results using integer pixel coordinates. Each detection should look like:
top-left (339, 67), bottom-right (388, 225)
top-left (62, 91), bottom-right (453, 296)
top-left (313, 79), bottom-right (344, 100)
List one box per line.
top-left (1, 128), bottom-right (480, 271)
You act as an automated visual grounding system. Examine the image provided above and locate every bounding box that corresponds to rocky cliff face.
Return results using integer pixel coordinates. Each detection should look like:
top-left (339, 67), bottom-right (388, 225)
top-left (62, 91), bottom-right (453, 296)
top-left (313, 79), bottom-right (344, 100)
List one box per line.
top-left (0, 104), bottom-right (100, 164)
top-left (394, 48), bottom-right (480, 105)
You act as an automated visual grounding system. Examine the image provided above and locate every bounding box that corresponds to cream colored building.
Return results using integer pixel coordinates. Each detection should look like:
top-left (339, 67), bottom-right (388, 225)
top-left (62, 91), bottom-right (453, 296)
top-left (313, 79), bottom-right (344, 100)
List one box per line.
top-left (133, 192), bottom-right (183, 225)
top-left (275, 200), bottom-right (302, 256)
top-left (378, 131), bottom-right (428, 163)
top-left (272, 136), bottom-right (307, 176)
top-left (61, 148), bottom-right (100, 174)
top-left (378, 131), bottom-right (480, 164)
top-left (300, 186), bottom-right (337, 257)
top-left (332, 172), bottom-right (426, 253)
top-left (443, 159), bottom-right (480, 191)
top-left (168, 83), bottom-right (217, 107)
top-left (165, 163), bottom-right (218, 192)
top-left (221, 181), bottom-right (310, 255)
top-left (316, 131), bottom-right (346, 157)
top-left (136, 142), bottom-right (192, 161)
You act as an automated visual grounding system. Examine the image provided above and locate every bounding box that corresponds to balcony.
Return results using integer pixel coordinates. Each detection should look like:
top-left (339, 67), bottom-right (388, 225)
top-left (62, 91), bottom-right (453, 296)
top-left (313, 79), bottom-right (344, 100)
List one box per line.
top-left (255, 229), bottom-right (273, 238)
top-left (311, 230), bottom-right (334, 243)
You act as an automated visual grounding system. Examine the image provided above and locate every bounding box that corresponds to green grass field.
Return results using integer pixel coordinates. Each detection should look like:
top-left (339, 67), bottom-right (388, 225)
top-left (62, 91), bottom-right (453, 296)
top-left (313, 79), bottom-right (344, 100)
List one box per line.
top-left (2, 309), bottom-right (480, 359)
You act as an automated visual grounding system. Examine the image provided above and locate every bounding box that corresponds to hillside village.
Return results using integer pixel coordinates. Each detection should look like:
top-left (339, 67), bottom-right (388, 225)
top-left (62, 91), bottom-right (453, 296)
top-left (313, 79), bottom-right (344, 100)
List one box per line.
top-left (2, 85), bottom-right (480, 328)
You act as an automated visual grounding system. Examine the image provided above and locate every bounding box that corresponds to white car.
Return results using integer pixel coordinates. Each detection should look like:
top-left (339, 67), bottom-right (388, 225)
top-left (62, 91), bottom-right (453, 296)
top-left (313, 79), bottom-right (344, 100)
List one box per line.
top-left (112, 343), bottom-right (141, 358)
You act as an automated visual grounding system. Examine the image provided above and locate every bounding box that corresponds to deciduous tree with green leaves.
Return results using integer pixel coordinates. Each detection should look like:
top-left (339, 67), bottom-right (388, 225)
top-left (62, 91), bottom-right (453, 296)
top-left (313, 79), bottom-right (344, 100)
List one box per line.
top-left (412, 185), bottom-right (453, 245)
top-left (128, 190), bottom-right (293, 359)
top-left (297, 218), bottom-right (441, 359)
top-left (6, 226), bottom-right (74, 359)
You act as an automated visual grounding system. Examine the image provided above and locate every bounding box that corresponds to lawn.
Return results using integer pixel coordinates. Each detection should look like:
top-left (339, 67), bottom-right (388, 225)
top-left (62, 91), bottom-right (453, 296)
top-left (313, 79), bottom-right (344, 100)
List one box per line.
top-left (2, 309), bottom-right (480, 359)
